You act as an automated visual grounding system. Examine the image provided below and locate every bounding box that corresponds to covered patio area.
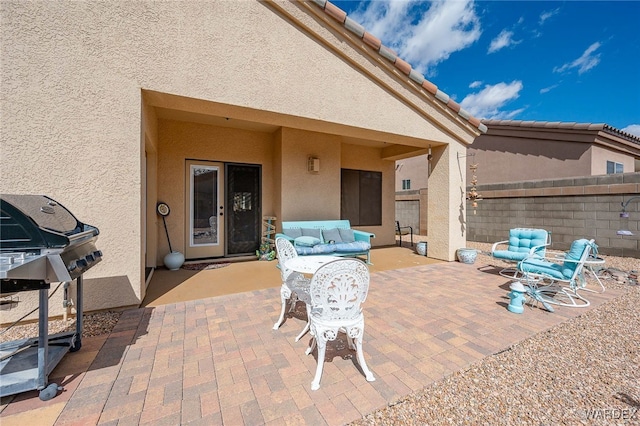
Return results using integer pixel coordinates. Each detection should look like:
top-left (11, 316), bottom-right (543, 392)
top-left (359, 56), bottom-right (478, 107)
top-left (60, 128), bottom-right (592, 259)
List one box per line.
top-left (0, 250), bottom-right (623, 425)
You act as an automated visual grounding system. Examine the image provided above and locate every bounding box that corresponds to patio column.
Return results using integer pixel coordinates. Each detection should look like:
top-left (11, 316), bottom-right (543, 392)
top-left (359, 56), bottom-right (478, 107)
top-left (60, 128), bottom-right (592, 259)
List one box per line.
top-left (427, 143), bottom-right (467, 261)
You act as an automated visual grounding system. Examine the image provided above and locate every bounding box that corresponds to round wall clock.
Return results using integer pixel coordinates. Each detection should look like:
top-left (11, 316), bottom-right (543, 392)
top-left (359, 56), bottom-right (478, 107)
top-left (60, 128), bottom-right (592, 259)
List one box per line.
top-left (157, 202), bottom-right (170, 217)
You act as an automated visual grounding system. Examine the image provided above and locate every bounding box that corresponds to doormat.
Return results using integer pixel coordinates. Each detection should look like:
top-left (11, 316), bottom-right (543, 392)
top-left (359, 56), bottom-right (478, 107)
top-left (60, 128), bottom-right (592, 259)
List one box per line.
top-left (181, 262), bottom-right (230, 271)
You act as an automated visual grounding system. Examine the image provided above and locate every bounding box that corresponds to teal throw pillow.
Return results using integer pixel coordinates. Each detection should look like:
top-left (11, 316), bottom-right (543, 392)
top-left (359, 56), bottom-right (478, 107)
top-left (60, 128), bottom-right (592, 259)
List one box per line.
top-left (302, 228), bottom-right (322, 240)
top-left (283, 228), bottom-right (302, 239)
top-left (294, 236), bottom-right (321, 247)
top-left (339, 228), bottom-right (355, 243)
top-left (322, 228), bottom-right (342, 243)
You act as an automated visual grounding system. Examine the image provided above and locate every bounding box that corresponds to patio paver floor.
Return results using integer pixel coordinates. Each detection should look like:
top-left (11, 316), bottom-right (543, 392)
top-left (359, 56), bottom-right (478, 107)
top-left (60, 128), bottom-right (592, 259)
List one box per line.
top-left (0, 261), bottom-right (620, 425)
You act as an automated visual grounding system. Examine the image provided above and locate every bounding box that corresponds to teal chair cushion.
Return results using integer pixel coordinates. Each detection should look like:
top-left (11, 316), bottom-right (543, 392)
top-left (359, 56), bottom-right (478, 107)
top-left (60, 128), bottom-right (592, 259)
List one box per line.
top-left (492, 250), bottom-right (530, 262)
top-left (519, 238), bottom-right (591, 280)
top-left (561, 238), bottom-right (590, 277)
top-left (518, 258), bottom-right (567, 280)
top-left (508, 228), bottom-right (548, 254)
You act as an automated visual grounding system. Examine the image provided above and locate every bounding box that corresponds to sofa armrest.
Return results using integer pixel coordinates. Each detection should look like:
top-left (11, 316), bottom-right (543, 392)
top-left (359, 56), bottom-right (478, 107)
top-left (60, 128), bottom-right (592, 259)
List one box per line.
top-left (353, 230), bottom-right (375, 244)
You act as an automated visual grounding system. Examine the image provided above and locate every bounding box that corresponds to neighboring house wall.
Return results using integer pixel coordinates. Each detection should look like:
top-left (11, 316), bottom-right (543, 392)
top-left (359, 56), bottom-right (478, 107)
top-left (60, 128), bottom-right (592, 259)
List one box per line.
top-left (395, 155), bottom-right (429, 192)
top-left (466, 173), bottom-right (640, 258)
top-left (467, 121), bottom-right (640, 185)
top-left (468, 136), bottom-right (593, 184)
top-left (591, 145), bottom-right (635, 175)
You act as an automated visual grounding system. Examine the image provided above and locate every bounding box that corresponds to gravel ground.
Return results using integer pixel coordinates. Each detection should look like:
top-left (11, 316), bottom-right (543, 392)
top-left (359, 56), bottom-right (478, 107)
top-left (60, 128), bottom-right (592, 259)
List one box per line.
top-left (0, 310), bottom-right (122, 344)
top-left (2, 243), bottom-right (638, 425)
top-left (352, 242), bottom-right (640, 426)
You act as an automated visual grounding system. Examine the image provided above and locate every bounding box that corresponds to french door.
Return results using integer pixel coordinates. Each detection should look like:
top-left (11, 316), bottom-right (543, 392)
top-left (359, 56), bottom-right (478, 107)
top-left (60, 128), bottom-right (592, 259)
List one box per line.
top-left (185, 160), bottom-right (224, 259)
top-left (185, 161), bottom-right (261, 259)
top-left (225, 163), bottom-right (261, 256)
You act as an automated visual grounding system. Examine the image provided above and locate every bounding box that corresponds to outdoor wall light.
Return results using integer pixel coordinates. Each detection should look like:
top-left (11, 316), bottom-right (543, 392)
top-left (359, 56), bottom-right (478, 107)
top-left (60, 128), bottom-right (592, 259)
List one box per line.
top-left (308, 156), bottom-right (320, 173)
top-left (617, 196), bottom-right (639, 236)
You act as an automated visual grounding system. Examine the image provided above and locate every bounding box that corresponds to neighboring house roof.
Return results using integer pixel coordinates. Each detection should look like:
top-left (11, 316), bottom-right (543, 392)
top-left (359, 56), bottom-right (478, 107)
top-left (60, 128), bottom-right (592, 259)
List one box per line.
top-left (482, 119), bottom-right (640, 146)
top-left (311, 0), bottom-right (487, 134)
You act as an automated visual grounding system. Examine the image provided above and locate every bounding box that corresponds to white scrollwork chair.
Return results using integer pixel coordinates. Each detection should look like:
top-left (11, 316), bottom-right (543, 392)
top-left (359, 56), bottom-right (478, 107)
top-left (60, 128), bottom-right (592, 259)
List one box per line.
top-left (273, 238), bottom-right (311, 340)
top-left (304, 258), bottom-right (375, 390)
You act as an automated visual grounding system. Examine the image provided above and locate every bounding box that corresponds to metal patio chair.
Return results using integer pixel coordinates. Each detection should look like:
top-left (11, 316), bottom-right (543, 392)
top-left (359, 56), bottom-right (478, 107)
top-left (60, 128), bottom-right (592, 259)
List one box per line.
top-left (304, 258), bottom-right (375, 390)
top-left (491, 228), bottom-right (551, 278)
top-left (395, 221), bottom-right (413, 246)
top-left (516, 238), bottom-right (596, 308)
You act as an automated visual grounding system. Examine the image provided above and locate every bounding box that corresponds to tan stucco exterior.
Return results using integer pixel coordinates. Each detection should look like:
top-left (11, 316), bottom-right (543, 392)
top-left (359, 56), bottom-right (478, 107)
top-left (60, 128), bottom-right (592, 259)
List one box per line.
top-left (1, 1), bottom-right (479, 322)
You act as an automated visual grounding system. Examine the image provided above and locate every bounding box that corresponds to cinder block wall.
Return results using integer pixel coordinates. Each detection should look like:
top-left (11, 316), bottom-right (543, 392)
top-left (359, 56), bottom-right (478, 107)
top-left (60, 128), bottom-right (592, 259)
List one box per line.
top-left (395, 189), bottom-right (427, 235)
top-left (466, 173), bottom-right (640, 258)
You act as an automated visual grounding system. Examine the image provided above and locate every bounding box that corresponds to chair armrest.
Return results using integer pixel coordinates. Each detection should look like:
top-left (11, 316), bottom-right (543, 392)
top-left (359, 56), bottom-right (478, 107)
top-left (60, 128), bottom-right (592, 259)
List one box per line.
top-left (528, 243), bottom-right (550, 256)
top-left (491, 240), bottom-right (509, 253)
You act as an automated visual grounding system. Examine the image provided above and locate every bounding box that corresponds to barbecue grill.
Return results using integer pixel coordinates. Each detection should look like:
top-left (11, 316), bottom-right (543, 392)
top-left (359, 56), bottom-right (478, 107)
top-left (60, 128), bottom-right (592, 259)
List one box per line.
top-left (0, 194), bottom-right (102, 401)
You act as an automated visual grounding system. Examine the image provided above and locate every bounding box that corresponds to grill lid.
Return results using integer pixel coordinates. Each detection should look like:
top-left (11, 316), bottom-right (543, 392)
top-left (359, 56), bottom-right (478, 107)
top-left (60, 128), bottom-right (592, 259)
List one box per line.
top-left (1, 194), bottom-right (92, 251)
top-left (1, 194), bottom-right (102, 293)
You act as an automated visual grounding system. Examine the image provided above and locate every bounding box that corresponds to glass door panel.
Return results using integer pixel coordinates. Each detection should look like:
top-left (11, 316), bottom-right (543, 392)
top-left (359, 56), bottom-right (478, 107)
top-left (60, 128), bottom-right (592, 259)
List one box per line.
top-left (185, 161), bottom-right (224, 259)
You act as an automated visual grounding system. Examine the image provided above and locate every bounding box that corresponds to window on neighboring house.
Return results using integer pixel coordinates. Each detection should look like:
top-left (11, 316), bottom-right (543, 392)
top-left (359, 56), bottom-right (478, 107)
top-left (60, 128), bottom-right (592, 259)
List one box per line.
top-left (341, 169), bottom-right (382, 226)
top-left (402, 179), bottom-right (411, 190)
top-left (606, 161), bottom-right (624, 174)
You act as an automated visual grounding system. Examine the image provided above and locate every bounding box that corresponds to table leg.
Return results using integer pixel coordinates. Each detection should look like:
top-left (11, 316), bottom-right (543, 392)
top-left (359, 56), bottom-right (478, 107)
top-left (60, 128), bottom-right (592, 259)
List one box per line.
top-left (582, 265), bottom-right (606, 293)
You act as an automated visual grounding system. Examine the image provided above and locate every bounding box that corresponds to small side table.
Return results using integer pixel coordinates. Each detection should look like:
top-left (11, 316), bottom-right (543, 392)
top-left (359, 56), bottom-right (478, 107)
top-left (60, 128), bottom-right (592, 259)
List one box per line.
top-left (583, 256), bottom-right (606, 293)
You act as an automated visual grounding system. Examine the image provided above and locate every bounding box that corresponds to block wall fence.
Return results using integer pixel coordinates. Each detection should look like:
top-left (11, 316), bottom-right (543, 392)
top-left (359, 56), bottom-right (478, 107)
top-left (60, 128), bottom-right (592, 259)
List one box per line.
top-left (466, 172), bottom-right (640, 258)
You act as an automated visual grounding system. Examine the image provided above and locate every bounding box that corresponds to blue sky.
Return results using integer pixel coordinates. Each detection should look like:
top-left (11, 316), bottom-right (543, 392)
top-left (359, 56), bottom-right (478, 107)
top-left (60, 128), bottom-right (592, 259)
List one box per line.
top-left (331, 0), bottom-right (640, 136)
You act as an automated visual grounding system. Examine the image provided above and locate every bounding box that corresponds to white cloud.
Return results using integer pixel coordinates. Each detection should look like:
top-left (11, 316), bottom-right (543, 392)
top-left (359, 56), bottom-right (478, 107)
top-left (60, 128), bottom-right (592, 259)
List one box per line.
top-left (488, 29), bottom-right (520, 54)
top-left (622, 124), bottom-right (640, 137)
top-left (540, 84), bottom-right (559, 94)
top-left (469, 80), bottom-right (482, 89)
top-left (350, 0), bottom-right (481, 75)
top-left (539, 8), bottom-right (560, 25)
top-left (554, 42), bottom-right (602, 75)
top-left (459, 81), bottom-right (524, 119)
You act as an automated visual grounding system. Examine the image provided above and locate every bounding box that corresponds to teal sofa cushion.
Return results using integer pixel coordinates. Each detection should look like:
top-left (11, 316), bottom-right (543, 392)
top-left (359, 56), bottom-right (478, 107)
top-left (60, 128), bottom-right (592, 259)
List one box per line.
top-left (322, 228), bottom-right (342, 243)
top-left (283, 228), bottom-right (302, 239)
top-left (301, 228), bottom-right (322, 240)
top-left (339, 228), bottom-right (355, 243)
top-left (294, 236), bottom-right (321, 247)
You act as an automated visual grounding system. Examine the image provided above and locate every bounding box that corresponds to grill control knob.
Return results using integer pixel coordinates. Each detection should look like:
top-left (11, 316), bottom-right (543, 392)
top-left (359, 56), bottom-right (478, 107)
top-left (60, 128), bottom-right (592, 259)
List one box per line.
top-left (85, 253), bottom-right (95, 263)
top-left (93, 250), bottom-right (103, 259)
top-left (77, 259), bottom-right (88, 268)
top-left (67, 261), bottom-right (78, 272)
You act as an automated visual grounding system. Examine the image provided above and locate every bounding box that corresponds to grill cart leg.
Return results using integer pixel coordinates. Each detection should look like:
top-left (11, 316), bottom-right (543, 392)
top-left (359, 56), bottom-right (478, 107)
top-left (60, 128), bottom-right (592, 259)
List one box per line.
top-left (71, 276), bottom-right (83, 352)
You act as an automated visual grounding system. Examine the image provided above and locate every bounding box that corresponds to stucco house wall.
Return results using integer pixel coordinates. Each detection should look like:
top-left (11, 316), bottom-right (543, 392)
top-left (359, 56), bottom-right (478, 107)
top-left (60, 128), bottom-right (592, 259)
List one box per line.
top-left (2, 0), bottom-right (481, 322)
top-left (155, 119), bottom-right (277, 266)
top-left (468, 121), bottom-right (640, 185)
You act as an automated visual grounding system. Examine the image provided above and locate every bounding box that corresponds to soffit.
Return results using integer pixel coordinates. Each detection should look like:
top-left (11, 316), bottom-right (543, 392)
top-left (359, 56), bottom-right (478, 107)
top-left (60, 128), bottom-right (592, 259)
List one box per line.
top-left (148, 90), bottom-right (436, 152)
